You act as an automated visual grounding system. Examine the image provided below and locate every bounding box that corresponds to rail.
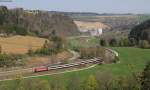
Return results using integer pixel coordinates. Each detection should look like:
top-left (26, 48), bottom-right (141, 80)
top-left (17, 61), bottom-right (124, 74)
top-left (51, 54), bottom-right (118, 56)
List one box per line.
top-left (34, 57), bottom-right (102, 72)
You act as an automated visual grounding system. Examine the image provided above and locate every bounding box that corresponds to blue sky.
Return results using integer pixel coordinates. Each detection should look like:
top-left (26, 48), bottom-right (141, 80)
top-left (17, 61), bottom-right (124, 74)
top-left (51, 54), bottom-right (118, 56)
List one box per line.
top-left (0, 0), bottom-right (150, 14)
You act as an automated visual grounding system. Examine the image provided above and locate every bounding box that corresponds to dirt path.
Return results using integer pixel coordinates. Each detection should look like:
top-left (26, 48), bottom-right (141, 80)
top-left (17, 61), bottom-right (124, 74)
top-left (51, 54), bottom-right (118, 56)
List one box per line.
top-left (68, 50), bottom-right (80, 61)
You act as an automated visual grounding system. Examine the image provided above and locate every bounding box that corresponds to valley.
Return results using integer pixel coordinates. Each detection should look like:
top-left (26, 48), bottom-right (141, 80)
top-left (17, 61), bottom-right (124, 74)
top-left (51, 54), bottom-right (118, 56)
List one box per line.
top-left (0, 2), bottom-right (150, 89)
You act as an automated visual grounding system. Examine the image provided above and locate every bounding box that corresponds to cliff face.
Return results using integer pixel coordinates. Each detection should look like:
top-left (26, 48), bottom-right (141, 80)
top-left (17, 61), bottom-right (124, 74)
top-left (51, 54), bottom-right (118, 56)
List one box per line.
top-left (74, 20), bottom-right (111, 30)
top-left (0, 7), bottom-right (80, 37)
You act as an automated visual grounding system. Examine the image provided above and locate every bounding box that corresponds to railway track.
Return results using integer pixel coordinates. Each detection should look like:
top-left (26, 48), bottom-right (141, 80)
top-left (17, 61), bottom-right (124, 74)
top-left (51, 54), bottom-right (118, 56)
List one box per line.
top-left (0, 57), bottom-right (102, 80)
top-left (34, 57), bottom-right (102, 72)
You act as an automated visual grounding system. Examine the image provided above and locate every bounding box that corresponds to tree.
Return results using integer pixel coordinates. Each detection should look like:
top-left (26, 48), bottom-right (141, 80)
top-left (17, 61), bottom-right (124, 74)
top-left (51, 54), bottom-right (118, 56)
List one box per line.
top-left (141, 61), bottom-right (150, 90)
top-left (34, 79), bottom-right (51, 90)
top-left (0, 84), bottom-right (9, 90)
top-left (129, 38), bottom-right (137, 46)
top-left (129, 19), bottom-right (150, 43)
top-left (83, 75), bottom-right (98, 90)
top-left (27, 48), bottom-right (34, 56)
top-left (109, 38), bottom-right (118, 47)
top-left (119, 38), bottom-right (124, 47)
top-left (100, 39), bottom-right (106, 46)
top-left (50, 75), bottom-right (66, 90)
top-left (51, 35), bottom-right (66, 52)
top-left (43, 40), bottom-right (50, 48)
top-left (139, 40), bottom-right (149, 49)
top-left (95, 71), bottom-right (113, 90)
top-left (123, 38), bottom-right (130, 46)
top-left (67, 75), bottom-right (82, 90)
top-left (0, 6), bottom-right (8, 25)
top-left (0, 45), bottom-right (2, 54)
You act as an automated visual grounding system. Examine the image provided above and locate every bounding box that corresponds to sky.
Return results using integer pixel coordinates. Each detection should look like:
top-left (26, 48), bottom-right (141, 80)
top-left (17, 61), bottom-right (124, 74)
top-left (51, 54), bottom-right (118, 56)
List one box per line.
top-left (0, 0), bottom-right (150, 14)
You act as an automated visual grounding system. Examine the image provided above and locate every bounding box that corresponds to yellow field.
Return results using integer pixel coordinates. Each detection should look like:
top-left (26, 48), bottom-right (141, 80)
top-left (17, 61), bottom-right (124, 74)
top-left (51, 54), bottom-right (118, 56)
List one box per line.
top-left (0, 35), bottom-right (48, 54)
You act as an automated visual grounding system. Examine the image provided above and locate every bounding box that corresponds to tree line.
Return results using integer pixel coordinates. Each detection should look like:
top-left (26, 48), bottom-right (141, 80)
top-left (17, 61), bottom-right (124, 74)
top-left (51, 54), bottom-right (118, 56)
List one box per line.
top-left (0, 6), bottom-right (79, 37)
top-left (78, 47), bottom-right (105, 59)
top-left (99, 38), bottom-right (150, 49)
top-left (27, 30), bottom-right (66, 56)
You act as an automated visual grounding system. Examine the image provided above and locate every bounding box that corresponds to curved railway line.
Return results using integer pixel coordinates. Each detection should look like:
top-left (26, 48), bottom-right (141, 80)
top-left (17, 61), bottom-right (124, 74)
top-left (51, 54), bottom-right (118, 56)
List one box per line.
top-left (0, 57), bottom-right (102, 81)
top-left (34, 57), bottom-right (102, 72)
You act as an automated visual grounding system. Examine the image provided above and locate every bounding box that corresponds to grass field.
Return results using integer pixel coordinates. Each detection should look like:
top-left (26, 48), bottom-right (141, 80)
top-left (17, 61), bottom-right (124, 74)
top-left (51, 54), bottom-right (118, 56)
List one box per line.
top-left (0, 35), bottom-right (48, 54)
top-left (67, 36), bottom-right (99, 49)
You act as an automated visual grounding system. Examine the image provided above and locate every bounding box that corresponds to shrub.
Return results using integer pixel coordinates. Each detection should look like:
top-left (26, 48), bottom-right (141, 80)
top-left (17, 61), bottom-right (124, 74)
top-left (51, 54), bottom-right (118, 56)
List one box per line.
top-left (100, 39), bottom-right (107, 46)
top-left (129, 38), bottom-right (137, 46)
top-left (0, 54), bottom-right (25, 67)
top-left (141, 61), bottom-right (150, 90)
top-left (79, 47), bottom-right (105, 59)
top-left (119, 38), bottom-right (130, 47)
top-left (114, 56), bottom-right (119, 63)
top-left (27, 49), bottom-right (34, 56)
top-left (83, 75), bottom-right (98, 90)
top-left (109, 38), bottom-right (118, 47)
top-left (139, 40), bottom-right (149, 49)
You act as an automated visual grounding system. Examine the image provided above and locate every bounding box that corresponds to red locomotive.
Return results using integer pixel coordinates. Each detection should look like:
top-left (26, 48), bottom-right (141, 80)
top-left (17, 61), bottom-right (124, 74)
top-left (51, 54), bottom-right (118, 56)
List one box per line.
top-left (34, 67), bottom-right (48, 72)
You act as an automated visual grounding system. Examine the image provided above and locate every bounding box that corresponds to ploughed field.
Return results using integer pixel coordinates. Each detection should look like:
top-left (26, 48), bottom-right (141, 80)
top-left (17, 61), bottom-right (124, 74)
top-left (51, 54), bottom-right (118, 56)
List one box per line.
top-left (0, 35), bottom-right (48, 54)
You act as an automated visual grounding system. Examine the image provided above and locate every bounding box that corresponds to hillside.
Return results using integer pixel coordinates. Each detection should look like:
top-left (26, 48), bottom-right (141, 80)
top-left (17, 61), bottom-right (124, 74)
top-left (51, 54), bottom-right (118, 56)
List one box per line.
top-left (0, 6), bottom-right (80, 37)
top-left (129, 19), bottom-right (150, 42)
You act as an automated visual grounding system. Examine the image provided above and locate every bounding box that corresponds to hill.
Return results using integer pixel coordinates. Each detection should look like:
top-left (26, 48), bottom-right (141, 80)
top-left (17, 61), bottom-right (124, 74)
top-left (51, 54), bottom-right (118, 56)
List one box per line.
top-left (129, 19), bottom-right (150, 42)
top-left (0, 35), bottom-right (48, 54)
top-left (0, 6), bottom-right (80, 37)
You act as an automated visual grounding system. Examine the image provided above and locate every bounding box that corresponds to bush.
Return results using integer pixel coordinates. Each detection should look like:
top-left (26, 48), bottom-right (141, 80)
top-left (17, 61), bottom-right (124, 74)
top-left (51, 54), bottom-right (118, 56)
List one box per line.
top-left (27, 49), bottom-right (34, 56)
top-left (129, 38), bottom-right (137, 46)
top-left (109, 38), bottom-right (118, 47)
top-left (79, 47), bottom-right (105, 59)
top-left (119, 38), bottom-right (130, 47)
top-left (4, 25), bottom-right (28, 35)
top-left (139, 40), bottom-right (149, 49)
top-left (0, 54), bottom-right (25, 67)
top-left (141, 61), bottom-right (150, 90)
top-left (114, 56), bottom-right (119, 63)
top-left (100, 39), bottom-right (107, 46)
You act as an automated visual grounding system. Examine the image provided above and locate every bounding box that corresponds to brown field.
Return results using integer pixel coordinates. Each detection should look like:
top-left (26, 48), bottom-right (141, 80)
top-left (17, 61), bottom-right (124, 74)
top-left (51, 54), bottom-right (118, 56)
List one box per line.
top-left (0, 35), bottom-right (48, 54)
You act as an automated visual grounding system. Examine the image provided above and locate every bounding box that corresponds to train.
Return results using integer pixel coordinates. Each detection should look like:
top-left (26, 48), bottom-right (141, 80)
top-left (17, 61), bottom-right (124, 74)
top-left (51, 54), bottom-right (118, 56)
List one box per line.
top-left (33, 58), bottom-right (102, 72)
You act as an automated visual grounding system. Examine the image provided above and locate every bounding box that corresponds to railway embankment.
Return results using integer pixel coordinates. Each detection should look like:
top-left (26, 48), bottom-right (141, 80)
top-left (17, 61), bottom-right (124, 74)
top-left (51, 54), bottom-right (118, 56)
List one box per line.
top-left (103, 48), bottom-right (119, 64)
